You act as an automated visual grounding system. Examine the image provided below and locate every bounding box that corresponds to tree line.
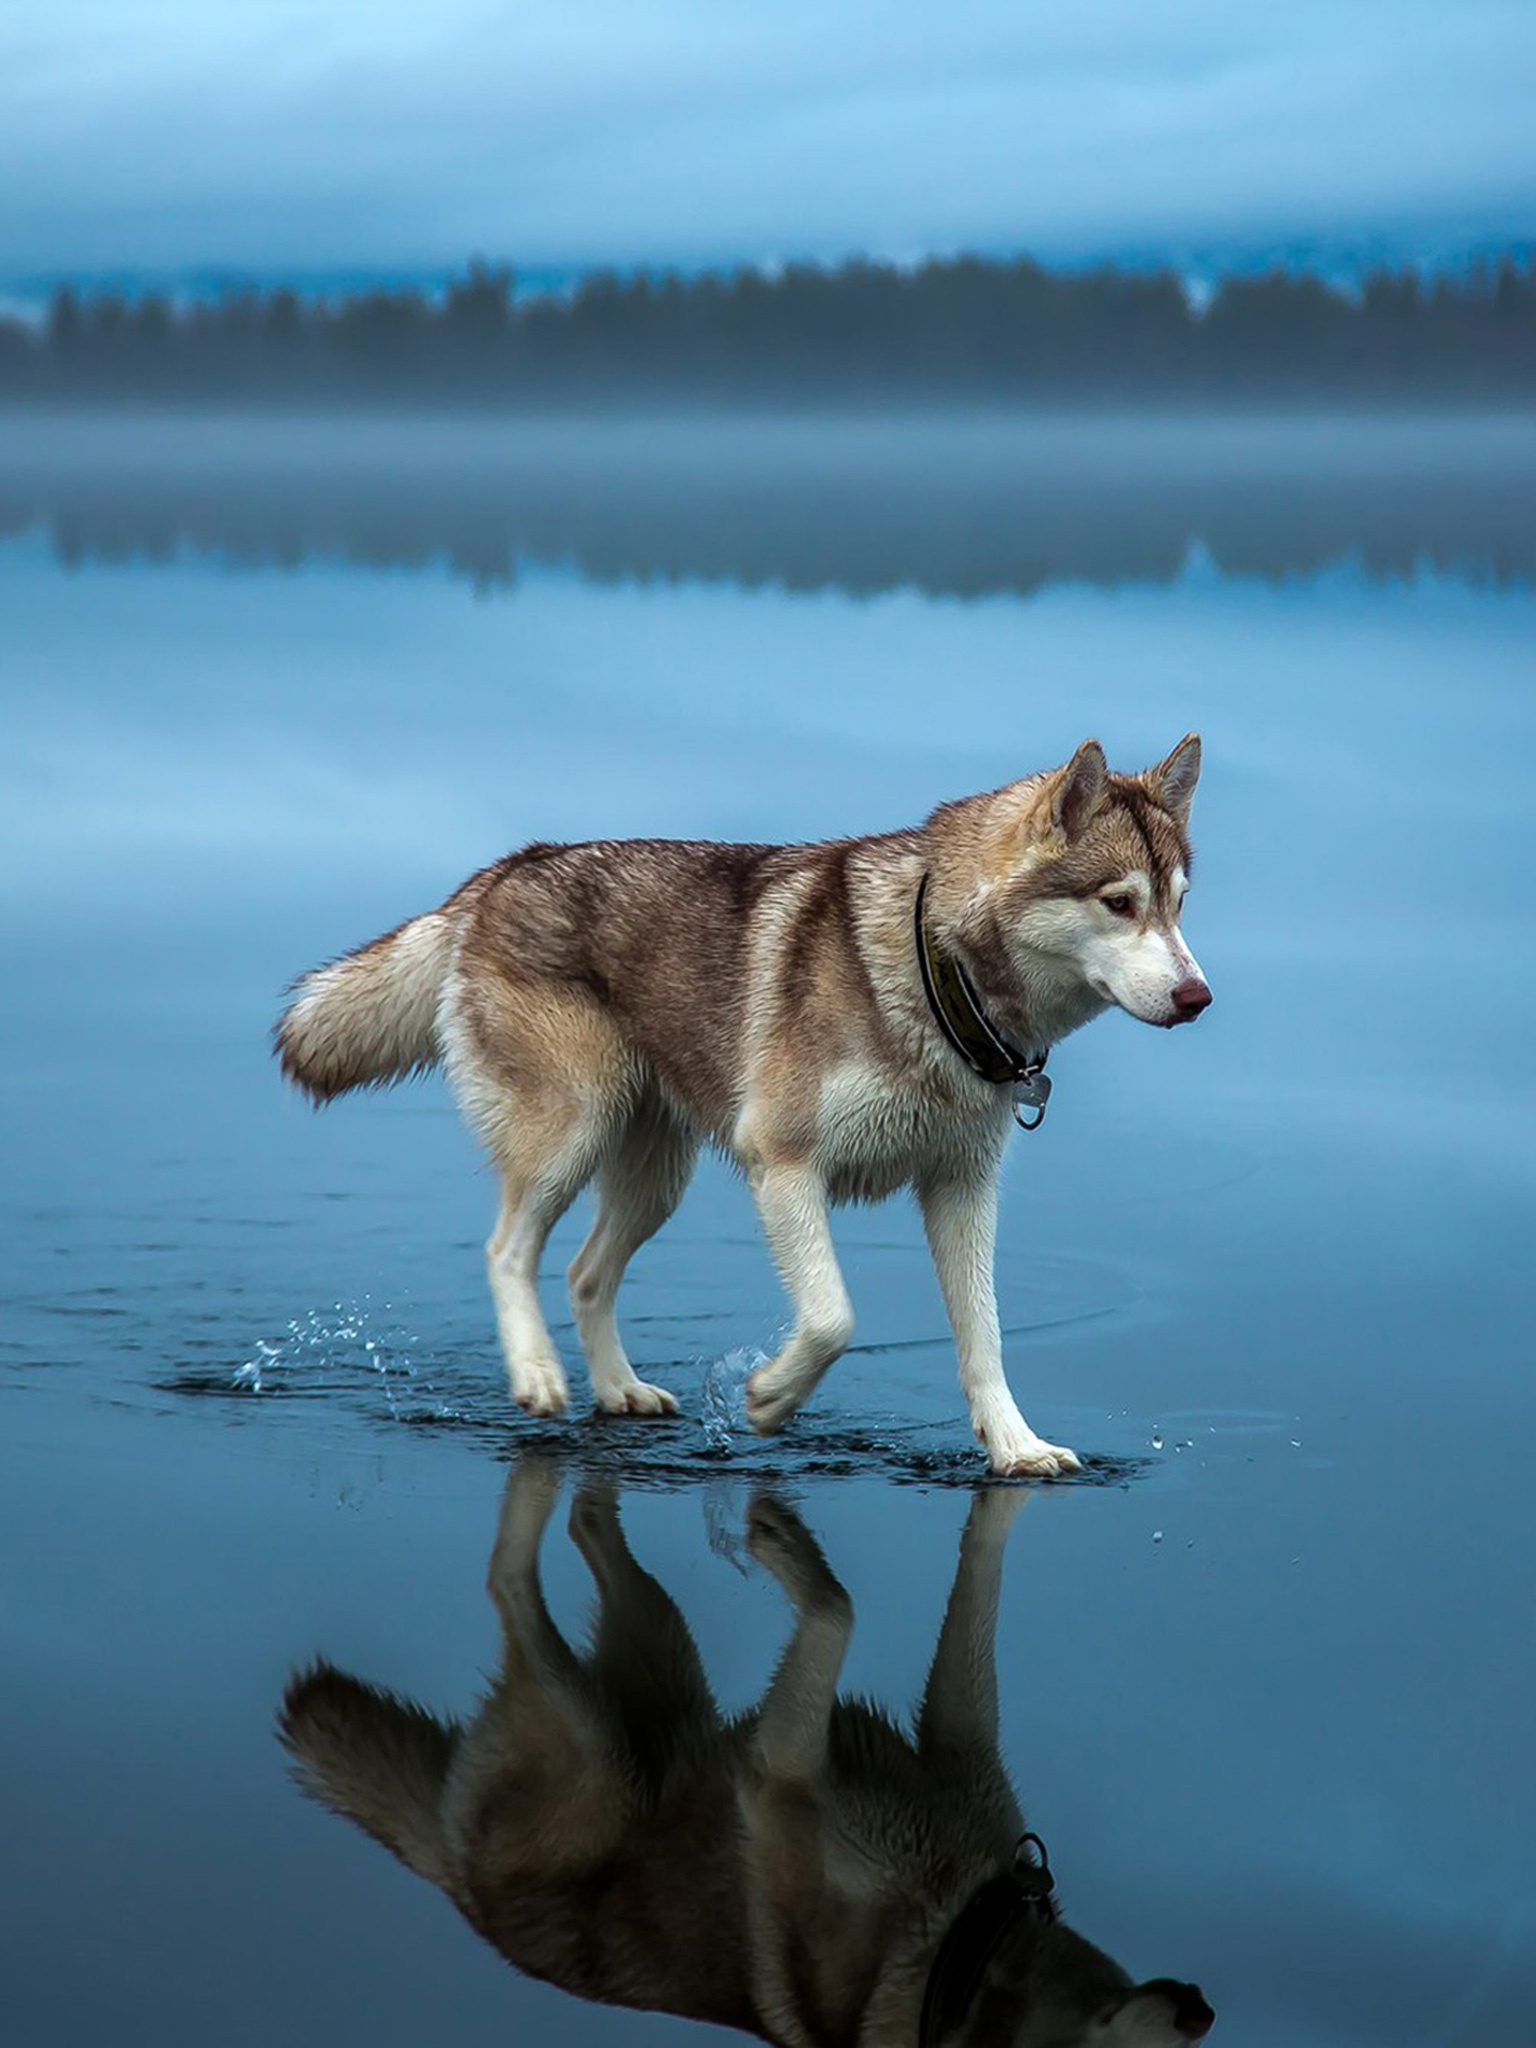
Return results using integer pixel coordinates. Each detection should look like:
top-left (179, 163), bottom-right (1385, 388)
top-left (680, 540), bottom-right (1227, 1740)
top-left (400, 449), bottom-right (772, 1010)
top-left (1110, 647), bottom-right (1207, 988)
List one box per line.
top-left (3, 253), bottom-right (1534, 403)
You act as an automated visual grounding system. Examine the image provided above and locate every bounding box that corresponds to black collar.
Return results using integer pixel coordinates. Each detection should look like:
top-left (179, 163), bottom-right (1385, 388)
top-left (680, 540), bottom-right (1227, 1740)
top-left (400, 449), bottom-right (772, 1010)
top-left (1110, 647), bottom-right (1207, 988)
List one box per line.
top-left (914, 877), bottom-right (1052, 1129)
top-left (918, 1833), bottom-right (1058, 2047)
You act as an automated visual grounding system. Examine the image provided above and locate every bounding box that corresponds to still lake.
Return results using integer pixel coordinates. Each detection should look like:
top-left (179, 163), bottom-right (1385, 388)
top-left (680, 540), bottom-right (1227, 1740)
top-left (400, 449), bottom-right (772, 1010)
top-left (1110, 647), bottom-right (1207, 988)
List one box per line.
top-left (2, 413), bottom-right (1533, 2046)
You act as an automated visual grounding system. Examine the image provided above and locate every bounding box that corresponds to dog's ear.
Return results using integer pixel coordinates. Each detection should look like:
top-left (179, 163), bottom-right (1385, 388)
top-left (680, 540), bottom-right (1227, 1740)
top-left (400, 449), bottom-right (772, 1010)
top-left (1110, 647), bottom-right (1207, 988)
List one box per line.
top-left (1146, 733), bottom-right (1201, 825)
top-left (1051, 738), bottom-right (1108, 840)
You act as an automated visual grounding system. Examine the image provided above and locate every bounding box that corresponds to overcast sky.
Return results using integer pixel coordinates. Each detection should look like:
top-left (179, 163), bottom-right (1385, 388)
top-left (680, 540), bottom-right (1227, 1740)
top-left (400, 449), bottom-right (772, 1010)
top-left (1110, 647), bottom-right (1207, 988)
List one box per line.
top-left (3, 1), bottom-right (1534, 282)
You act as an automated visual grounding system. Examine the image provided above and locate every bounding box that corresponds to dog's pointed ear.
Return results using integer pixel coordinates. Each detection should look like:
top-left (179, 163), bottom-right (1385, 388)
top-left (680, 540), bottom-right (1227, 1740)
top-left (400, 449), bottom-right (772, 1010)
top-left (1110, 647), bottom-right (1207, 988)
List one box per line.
top-left (1147, 733), bottom-right (1201, 824)
top-left (1051, 739), bottom-right (1108, 840)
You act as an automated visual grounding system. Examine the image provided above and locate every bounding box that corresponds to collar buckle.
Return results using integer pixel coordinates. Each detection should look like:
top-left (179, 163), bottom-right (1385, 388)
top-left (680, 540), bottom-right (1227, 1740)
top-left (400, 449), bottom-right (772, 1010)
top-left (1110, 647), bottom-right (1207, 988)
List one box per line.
top-left (1012, 1831), bottom-right (1056, 1912)
top-left (1011, 1065), bottom-right (1052, 1131)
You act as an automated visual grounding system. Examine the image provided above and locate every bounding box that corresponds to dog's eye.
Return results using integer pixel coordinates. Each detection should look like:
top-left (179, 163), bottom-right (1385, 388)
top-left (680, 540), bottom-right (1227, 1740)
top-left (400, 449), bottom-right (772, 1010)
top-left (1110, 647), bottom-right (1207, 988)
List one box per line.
top-left (1101, 893), bottom-right (1137, 918)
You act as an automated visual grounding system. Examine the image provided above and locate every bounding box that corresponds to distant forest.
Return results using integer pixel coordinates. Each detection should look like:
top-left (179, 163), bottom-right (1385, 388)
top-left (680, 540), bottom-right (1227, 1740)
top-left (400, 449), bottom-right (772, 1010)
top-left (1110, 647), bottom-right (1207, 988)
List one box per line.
top-left (3, 253), bottom-right (1535, 404)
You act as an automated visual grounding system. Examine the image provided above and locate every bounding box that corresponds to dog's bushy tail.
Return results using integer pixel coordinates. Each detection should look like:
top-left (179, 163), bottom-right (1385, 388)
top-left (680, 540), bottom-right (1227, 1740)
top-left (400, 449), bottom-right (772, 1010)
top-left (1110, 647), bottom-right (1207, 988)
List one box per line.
top-left (276, 909), bottom-right (453, 1103)
top-left (278, 1661), bottom-right (458, 1886)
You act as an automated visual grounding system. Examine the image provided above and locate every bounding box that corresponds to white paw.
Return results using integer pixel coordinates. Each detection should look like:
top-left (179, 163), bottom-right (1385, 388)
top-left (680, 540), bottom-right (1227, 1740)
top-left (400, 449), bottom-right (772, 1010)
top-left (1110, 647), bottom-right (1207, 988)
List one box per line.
top-left (511, 1356), bottom-right (569, 1418)
top-left (747, 1496), bottom-right (850, 1616)
top-left (567, 1483), bottom-right (621, 1554)
top-left (981, 1427), bottom-right (1083, 1480)
top-left (745, 1360), bottom-right (811, 1436)
top-left (492, 1456), bottom-right (564, 1569)
top-left (595, 1376), bottom-right (678, 1418)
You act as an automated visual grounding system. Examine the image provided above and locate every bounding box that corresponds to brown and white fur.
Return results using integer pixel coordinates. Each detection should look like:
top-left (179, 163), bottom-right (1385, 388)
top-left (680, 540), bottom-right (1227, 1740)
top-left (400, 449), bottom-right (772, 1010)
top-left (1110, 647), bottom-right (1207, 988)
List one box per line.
top-left (279, 1460), bottom-right (1215, 2045)
top-left (276, 736), bottom-right (1210, 1477)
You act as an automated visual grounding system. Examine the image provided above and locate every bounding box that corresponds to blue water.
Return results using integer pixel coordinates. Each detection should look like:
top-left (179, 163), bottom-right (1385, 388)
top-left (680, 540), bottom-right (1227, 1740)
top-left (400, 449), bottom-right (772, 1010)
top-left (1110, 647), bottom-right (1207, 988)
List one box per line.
top-left (2, 414), bottom-right (1533, 2046)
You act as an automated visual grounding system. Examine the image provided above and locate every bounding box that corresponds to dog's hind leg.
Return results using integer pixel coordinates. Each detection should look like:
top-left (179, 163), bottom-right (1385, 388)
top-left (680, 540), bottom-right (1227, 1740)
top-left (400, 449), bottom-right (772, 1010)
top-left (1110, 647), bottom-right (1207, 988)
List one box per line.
top-left (487, 1151), bottom-right (596, 1418)
top-left (570, 1481), bottom-right (720, 1762)
top-left (447, 978), bottom-right (630, 1417)
top-left (744, 1164), bottom-right (854, 1435)
top-left (487, 1453), bottom-right (583, 1684)
top-left (567, 1097), bottom-right (698, 1417)
top-left (464, 1457), bottom-right (633, 1875)
top-left (918, 1168), bottom-right (1082, 1479)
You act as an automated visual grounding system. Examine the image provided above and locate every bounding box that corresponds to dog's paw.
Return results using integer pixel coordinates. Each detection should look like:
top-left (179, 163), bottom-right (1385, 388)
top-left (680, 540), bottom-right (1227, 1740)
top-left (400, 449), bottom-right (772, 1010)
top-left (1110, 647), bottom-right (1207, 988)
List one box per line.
top-left (984, 1430), bottom-right (1083, 1480)
top-left (495, 1455), bottom-right (564, 1544)
top-left (748, 1495), bottom-right (850, 1616)
top-left (568, 1479), bottom-right (622, 1551)
top-left (511, 1356), bottom-right (570, 1418)
top-left (595, 1377), bottom-right (678, 1419)
top-left (745, 1363), bottom-right (806, 1436)
top-left (489, 1457), bottom-right (565, 1592)
top-left (966, 1484), bottom-right (1032, 1540)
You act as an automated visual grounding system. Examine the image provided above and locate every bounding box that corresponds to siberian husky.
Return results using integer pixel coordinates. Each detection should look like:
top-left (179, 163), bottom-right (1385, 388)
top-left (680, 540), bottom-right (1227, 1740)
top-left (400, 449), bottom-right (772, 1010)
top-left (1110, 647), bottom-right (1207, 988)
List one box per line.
top-left (276, 737), bottom-right (1210, 1475)
top-left (280, 1463), bottom-right (1215, 2044)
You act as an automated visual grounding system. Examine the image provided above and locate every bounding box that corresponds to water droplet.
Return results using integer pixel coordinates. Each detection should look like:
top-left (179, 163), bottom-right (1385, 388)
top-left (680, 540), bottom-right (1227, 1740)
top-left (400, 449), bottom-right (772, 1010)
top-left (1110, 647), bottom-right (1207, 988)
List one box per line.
top-left (700, 1344), bottom-right (764, 1452)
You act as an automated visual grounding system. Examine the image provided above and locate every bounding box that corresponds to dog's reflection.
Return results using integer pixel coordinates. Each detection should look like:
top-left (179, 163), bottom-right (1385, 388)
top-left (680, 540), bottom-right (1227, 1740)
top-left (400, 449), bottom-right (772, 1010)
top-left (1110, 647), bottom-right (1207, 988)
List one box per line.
top-left (280, 1465), bottom-right (1213, 2044)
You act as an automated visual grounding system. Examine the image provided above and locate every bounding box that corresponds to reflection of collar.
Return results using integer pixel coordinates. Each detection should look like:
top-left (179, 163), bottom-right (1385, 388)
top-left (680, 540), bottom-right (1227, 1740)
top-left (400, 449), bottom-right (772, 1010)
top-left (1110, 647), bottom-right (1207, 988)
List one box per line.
top-left (917, 1833), bottom-right (1058, 2047)
top-left (913, 877), bottom-right (1051, 1129)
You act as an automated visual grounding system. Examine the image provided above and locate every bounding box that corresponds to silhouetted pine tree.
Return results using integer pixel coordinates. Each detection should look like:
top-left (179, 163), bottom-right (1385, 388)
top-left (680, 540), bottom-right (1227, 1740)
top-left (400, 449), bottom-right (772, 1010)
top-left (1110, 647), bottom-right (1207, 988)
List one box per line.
top-left (2, 253), bottom-right (1534, 404)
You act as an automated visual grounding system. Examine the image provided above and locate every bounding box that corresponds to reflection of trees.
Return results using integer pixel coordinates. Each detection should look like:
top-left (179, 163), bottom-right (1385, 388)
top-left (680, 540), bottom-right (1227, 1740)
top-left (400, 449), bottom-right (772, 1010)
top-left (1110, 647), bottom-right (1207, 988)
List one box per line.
top-left (2, 254), bottom-right (1535, 402)
top-left (2, 419), bottom-right (1533, 596)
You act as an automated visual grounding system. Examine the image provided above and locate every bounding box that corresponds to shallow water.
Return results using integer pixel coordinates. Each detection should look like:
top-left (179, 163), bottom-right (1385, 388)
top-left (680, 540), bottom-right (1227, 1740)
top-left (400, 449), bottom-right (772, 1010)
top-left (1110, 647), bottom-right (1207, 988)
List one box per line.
top-left (2, 413), bottom-right (1534, 2046)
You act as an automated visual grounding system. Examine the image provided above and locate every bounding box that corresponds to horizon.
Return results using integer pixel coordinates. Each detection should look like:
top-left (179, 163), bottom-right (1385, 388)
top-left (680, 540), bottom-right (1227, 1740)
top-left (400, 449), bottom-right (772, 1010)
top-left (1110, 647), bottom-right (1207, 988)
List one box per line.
top-left (4, 229), bottom-right (1533, 326)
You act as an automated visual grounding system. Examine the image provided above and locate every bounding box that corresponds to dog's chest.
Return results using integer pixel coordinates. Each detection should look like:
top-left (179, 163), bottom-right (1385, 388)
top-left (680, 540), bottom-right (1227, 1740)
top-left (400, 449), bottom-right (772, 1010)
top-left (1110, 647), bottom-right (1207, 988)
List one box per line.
top-left (813, 1061), bottom-right (1007, 1203)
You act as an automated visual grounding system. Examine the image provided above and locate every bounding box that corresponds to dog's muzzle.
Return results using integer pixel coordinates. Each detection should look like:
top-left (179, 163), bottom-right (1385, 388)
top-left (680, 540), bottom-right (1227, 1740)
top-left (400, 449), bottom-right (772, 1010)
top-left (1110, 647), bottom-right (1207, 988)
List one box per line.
top-left (1168, 977), bottom-right (1212, 1024)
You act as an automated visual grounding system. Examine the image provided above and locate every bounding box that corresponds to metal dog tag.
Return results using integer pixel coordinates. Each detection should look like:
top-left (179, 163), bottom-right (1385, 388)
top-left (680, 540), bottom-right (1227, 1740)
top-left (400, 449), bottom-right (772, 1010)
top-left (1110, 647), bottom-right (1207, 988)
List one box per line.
top-left (1011, 1069), bottom-right (1052, 1131)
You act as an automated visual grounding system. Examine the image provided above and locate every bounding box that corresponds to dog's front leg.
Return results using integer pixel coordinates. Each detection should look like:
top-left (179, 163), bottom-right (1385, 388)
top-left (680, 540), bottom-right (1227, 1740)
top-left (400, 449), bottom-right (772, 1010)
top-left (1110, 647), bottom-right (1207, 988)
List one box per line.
top-left (745, 1162), bottom-right (854, 1435)
top-left (919, 1170), bottom-right (1082, 1479)
top-left (745, 1492), bottom-right (853, 1777)
top-left (918, 1488), bottom-right (1030, 1773)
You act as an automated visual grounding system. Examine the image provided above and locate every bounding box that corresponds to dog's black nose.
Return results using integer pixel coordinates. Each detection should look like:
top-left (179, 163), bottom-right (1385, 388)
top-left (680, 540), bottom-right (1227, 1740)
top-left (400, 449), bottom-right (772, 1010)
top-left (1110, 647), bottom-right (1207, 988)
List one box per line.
top-left (1140, 1980), bottom-right (1216, 2040)
top-left (1170, 977), bottom-right (1212, 1020)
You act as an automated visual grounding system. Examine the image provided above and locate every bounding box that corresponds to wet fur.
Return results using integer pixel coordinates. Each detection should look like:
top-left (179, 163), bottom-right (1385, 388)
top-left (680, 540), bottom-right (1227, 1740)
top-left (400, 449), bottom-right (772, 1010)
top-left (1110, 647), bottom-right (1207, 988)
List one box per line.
top-left (279, 1462), bottom-right (1212, 2046)
top-left (275, 739), bottom-right (1209, 1475)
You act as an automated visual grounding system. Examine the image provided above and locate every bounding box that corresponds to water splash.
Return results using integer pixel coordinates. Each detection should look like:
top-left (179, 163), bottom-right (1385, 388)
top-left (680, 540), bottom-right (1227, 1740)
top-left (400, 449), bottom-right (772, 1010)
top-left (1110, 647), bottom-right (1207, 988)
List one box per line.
top-left (234, 1299), bottom-right (426, 1418)
top-left (702, 1479), bottom-right (753, 1573)
top-left (700, 1344), bottom-right (766, 1454)
top-left (234, 1339), bottom-right (283, 1395)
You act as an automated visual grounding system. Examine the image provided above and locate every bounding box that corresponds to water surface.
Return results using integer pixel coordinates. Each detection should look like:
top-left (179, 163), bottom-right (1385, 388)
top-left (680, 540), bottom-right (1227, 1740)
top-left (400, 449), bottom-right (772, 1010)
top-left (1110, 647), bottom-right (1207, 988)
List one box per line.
top-left (2, 413), bottom-right (1533, 2046)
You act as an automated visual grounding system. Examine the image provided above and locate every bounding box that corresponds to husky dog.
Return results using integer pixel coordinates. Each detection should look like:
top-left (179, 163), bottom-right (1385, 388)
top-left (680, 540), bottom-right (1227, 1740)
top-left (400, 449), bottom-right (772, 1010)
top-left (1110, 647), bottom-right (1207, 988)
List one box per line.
top-left (276, 737), bottom-right (1209, 1475)
top-left (280, 1463), bottom-right (1215, 2045)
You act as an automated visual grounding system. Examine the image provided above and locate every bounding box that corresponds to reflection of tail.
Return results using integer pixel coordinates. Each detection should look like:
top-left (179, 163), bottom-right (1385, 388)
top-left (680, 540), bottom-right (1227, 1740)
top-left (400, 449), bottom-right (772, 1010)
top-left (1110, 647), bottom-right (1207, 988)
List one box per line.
top-left (278, 1661), bottom-right (458, 1885)
top-left (275, 910), bottom-right (453, 1103)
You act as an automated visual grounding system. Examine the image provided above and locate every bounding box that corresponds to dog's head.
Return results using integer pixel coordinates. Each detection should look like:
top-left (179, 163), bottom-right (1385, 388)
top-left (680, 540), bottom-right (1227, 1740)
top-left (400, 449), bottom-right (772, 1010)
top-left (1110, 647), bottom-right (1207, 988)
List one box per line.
top-left (977, 735), bottom-right (1211, 1031)
top-left (959, 1925), bottom-right (1215, 2048)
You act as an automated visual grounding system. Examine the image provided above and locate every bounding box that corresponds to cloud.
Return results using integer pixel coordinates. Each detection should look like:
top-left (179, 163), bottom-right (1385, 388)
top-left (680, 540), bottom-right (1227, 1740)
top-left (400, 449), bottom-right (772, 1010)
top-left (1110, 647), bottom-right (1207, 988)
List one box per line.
top-left (2, 1), bottom-right (1533, 274)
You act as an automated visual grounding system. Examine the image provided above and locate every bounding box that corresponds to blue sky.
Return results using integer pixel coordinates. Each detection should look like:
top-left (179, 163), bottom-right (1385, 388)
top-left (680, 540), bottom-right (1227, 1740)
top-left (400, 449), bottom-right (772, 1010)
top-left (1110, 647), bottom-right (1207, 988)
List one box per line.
top-left (2, 1), bottom-right (1533, 284)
